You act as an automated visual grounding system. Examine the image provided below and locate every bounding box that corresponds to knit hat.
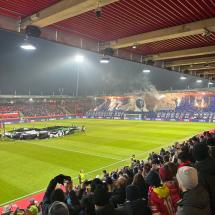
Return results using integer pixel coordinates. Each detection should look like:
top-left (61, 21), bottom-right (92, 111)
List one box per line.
top-left (126, 185), bottom-right (140, 201)
top-left (48, 201), bottom-right (69, 215)
top-left (159, 166), bottom-right (172, 182)
top-left (193, 143), bottom-right (209, 161)
top-left (176, 166), bottom-right (198, 190)
top-left (145, 170), bottom-right (161, 187)
top-left (93, 184), bottom-right (109, 206)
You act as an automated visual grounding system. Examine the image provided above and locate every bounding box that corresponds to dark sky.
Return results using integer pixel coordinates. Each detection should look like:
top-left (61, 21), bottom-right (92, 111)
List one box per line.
top-left (0, 29), bottom-right (210, 96)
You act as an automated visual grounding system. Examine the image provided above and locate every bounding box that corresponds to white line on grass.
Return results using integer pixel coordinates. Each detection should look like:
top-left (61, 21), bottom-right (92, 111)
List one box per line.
top-left (0, 136), bottom-right (190, 207)
top-left (21, 141), bottom-right (122, 161)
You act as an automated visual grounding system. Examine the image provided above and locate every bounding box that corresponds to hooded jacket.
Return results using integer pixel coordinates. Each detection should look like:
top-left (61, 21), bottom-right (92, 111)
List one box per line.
top-left (148, 184), bottom-right (176, 215)
top-left (176, 185), bottom-right (211, 215)
top-left (195, 157), bottom-right (215, 215)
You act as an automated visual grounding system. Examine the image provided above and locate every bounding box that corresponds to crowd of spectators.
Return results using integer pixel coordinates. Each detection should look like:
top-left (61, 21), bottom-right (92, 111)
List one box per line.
top-left (21, 103), bottom-right (66, 117)
top-left (0, 99), bottom-right (92, 118)
top-left (2, 131), bottom-right (215, 215)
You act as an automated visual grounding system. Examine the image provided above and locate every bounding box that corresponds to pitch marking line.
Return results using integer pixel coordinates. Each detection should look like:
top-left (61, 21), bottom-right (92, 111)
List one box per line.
top-left (0, 135), bottom-right (191, 206)
top-left (21, 140), bottom-right (122, 161)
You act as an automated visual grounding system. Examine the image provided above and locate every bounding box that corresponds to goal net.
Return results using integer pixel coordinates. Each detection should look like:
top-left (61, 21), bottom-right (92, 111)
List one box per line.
top-left (124, 113), bottom-right (142, 120)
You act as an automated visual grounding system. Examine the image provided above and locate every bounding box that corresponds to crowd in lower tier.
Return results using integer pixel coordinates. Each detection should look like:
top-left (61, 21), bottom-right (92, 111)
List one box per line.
top-left (2, 131), bottom-right (215, 215)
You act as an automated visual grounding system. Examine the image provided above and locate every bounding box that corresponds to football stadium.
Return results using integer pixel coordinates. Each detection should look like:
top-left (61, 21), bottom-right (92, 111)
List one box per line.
top-left (1, 1), bottom-right (215, 215)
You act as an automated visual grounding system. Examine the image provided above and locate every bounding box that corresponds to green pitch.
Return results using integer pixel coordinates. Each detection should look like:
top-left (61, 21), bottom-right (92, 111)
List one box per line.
top-left (0, 119), bottom-right (214, 205)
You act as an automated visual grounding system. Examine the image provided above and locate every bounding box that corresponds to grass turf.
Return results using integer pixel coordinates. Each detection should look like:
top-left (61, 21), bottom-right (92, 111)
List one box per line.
top-left (0, 119), bottom-right (215, 205)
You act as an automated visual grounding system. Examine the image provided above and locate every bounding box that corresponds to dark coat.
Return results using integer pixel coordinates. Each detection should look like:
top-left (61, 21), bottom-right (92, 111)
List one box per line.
top-left (42, 178), bottom-right (59, 215)
top-left (42, 178), bottom-right (80, 215)
top-left (176, 185), bottom-right (211, 215)
top-left (110, 187), bottom-right (126, 207)
top-left (117, 199), bottom-right (151, 215)
top-left (95, 204), bottom-right (126, 215)
top-left (195, 157), bottom-right (215, 214)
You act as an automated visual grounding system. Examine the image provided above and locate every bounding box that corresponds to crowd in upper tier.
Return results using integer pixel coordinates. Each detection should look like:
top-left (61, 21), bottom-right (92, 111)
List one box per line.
top-left (2, 130), bottom-right (215, 215)
top-left (0, 99), bottom-right (91, 118)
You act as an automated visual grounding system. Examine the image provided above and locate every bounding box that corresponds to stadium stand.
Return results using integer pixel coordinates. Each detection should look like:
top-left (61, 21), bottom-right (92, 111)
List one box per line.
top-left (86, 91), bottom-right (215, 123)
top-left (0, 96), bottom-right (92, 122)
top-left (1, 90), bottom-right (215, 123)
top-left (1, 128), bottom-right (215, 215)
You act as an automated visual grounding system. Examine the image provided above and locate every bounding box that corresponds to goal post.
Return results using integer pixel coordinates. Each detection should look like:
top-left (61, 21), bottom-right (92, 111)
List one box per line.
top-left (123, 113), bottom-right (142, 120)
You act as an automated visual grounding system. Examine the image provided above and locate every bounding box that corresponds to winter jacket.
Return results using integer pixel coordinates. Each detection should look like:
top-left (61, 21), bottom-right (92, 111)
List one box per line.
top-left (42, 177), bottom-right (80, 215)
top-left (117, 198), bottom-right (151, 215)
top-left (42, 177), bottom-right (59, 215)
top-left (165, 181), bottom-right (180, 210)
top-left (176, 185), bottom-right (211, 215)
top-left (95, 204), bottom-right (126, 215)
top-left (195, 157), bottom-right (215, 215)
top-left (110, 187), bottom-right (126, 207)
top-left (148, 183), bottom-right (179, 215)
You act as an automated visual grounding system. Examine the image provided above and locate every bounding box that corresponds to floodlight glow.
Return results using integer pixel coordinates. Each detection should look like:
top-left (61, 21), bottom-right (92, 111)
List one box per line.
top-left (75, 55), bottom-right (84, 63)
top-left (132, 45), bottom-right (137, 49)
top-left (20, 42), bottom-right (36, 50)
top-left (208, 82), bottom-right (214, 85)
top-left (100, 56), bottom-right (110, 64)
top-left (196, 79), bottom-right (202, 83)
top-left (142, 69), bottom-right (150, 73)
top-left (180, 76), bottom-right (187, 80)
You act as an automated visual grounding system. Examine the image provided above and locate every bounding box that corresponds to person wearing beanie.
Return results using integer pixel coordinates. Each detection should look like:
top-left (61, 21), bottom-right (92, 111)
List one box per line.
top-left (193, 143), bottom-right (209, 162)
top-left (132, 173), bottom-right (148, 200)
top-left (110, 176), bottom-right (127, 207)
top-left (159, 163), bottom-right (180, 210)
top-left (148, 163), bottom-right (180, 215)
top-left (193, 143), bottom-right (215, 214)
top-left (176, 166), bottom-right (211, 215)
top-left (93, 184), bottom-right (125, 215)
top-left (177, 151), bottom-right (192, 169)
top-left (145, 170), bottom-right (161, 188)
top-left (116, 185), bottom-right (151, 215)
top-left (48, 201), bottom-right (69, 215)
top-left (78, 178), bottom-right (102, 215)
top-left (42, 174), bottom-right (71, 215)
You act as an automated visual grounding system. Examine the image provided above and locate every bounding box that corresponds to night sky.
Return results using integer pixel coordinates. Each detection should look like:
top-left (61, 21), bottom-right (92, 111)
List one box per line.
top-left (0, 29), bottom-right (210, 96)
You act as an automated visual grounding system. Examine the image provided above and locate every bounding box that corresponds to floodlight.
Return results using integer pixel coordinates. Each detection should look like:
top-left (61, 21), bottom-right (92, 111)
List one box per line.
top-left (75, 55), bottom-right (84, 63)
top-left (20, 41), bottom-right (36, 50)
top-left (196, 79), bottom-right (202, 83)
top-left (180, 76), bottom-right (187, 80)
top-left (142, 69), bottom-right (150, 73)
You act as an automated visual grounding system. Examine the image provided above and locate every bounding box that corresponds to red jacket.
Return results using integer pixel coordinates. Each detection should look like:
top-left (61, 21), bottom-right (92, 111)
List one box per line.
top-left (148, 181), bottom-right (180, 215)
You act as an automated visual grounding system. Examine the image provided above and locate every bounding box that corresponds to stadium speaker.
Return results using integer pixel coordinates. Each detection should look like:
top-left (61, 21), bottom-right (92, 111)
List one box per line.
top-left (25, 25), bottom-right (41, 38)
top-left (146, 60), bottom-right (155, 66)
top-left (102, 48), bottom-right (115, 56)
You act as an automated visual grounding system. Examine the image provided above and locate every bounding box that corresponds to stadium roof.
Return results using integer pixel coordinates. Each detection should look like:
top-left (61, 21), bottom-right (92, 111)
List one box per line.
top-left (1, 0), bottom-right (215, 79)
